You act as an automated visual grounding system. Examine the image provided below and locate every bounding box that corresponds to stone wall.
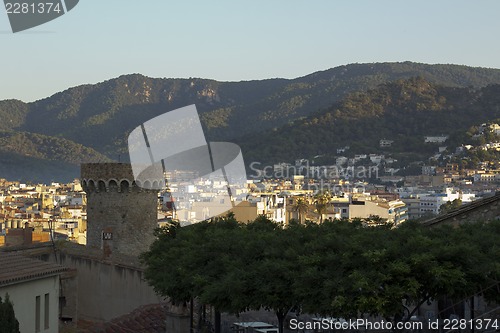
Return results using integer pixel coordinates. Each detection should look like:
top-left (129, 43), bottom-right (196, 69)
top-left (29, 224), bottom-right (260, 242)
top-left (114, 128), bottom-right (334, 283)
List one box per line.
top-left (81, 163), bottom-right (135, 181)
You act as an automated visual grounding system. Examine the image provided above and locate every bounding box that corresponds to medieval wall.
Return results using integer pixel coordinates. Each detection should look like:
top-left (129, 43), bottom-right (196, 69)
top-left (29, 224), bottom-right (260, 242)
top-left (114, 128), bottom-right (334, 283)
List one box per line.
top-left (53, 251), bottom-right (161, 322)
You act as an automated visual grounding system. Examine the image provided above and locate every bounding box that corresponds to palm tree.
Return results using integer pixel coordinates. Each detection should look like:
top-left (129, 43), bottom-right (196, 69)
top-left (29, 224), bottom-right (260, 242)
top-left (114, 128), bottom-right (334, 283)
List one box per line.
top-left (291, 197), bottom-right (309, 224)
top-left (314, 191), bottom-right (332, 223)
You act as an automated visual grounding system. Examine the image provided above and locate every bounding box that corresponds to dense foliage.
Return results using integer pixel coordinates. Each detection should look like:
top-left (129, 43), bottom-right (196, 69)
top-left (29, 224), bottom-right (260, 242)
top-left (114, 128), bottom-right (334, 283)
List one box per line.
top-left (141, 216), bottom-right (500, 333)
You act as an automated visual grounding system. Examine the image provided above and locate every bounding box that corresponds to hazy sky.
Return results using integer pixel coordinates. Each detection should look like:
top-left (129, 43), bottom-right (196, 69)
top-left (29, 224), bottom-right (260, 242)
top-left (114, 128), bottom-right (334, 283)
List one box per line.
top-left (1, 0), bottom-right (500, 102)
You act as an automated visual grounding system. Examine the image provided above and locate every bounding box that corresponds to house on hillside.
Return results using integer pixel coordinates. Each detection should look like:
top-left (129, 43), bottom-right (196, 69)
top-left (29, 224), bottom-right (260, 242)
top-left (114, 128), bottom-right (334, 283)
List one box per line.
top-left (379, 139), bottom-right (394, 147)
top-left (424, 135), bottom-right (448, 143)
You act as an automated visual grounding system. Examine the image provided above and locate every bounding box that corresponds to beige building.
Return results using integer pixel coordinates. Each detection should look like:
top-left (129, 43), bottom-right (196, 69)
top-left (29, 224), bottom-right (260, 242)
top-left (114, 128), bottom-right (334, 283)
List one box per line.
top-left (222, 196), bottom-right (286, 224)
top-left (227, 201), bottom-right (263, 222)
top-left (336, 197), bottom-right (408, 225)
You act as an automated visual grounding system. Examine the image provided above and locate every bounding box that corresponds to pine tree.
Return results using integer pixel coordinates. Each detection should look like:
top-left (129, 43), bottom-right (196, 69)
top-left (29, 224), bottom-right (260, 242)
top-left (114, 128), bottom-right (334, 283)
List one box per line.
top-left (0, 294), bottom-right (20, 333)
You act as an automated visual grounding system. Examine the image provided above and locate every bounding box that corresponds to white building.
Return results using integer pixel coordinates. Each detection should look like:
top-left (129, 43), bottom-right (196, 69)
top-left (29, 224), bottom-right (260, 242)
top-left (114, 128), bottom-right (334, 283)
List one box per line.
top-left (419, 188), bottom-right (476, 216)
top-left (0, 253), bottom-right (67, 333)
top-left (369, 154), bottom-right (384, 164)
top-left (473, 173), bottom-right (496, 183)
top-left (336, 157), bottom-right (348, 166)
top-left (379, 139), bottom-right (394, 147)
top-left (425, 135), bottom-right (448, 143)
top-left (421, 166), bottom-right (436, 176)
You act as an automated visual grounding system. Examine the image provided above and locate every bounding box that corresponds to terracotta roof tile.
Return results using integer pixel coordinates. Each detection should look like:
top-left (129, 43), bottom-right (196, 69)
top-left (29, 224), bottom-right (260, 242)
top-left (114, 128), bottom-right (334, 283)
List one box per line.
top-left (78, 304), bottom-right (167, 333)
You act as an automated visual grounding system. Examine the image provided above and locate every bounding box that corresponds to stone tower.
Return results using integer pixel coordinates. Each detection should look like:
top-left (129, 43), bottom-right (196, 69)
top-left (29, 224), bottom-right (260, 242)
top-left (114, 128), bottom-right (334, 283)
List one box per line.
top-left (81, 163), bottom-right (160, 257)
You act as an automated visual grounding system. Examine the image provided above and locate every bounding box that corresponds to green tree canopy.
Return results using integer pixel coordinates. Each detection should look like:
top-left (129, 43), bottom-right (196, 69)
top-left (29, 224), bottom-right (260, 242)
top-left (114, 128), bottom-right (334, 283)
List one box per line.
top-left (141, 217), bottom-right (500, 333)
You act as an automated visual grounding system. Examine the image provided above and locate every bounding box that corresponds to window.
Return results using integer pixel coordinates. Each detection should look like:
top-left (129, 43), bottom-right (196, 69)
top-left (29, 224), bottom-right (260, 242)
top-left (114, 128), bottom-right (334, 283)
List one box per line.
top-left (44, 293), bottom-right (50, 329)
top-left (36, 296), bottom-right (41, 332)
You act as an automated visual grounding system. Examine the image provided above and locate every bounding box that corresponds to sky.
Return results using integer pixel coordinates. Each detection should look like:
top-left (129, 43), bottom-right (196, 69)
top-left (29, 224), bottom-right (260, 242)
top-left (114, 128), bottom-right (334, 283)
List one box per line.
top-left (1, 0), bottom-right (500, 102)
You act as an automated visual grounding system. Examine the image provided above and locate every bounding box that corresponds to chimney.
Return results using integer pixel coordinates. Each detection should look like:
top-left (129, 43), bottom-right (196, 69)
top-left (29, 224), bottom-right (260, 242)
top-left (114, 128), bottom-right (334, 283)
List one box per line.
top-left (23, 222), bottom-right (33, 245)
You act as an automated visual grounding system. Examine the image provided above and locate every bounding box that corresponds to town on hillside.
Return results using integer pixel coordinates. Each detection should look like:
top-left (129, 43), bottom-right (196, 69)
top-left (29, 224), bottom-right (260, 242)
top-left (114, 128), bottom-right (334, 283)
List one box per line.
top-left (2, 124), bottom-right (500, 245)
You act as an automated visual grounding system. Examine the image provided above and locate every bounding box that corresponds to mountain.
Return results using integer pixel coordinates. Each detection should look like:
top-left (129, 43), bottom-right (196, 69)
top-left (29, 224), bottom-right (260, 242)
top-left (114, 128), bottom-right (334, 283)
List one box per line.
top-left (3, 62), bottom-right (500, 181)
top-left (240, 77), bottom-right (500, 166)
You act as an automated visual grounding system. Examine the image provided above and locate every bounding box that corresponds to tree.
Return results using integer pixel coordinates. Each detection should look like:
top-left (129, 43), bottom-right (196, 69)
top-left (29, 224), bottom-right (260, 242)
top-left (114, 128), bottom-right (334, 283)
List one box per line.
top-left (0, 294), bottom-right (20, 333)
top-left (296, 219), bottom-right (500, 322)
top-left (291, 197), bottom-right (309, 223)
top-left (142, 215), bottom-right (298, 333)
top-left (142, 216), bottom-right (500, 332)
top-left (439, 198), bottom-right (462, 214)
top-left (243, 217), bottom-right (300, 333)
top-left (141, 213), bottom-right (249, 333)
top-left (139, 221), bottom-right (198, 305)
top-left (313, 191), bottom-right (332, 223)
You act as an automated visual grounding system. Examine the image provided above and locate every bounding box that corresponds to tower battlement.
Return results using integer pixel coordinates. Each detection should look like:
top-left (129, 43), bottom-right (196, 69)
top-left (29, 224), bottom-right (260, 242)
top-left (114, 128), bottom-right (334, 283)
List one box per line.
top-left (81, 163), bottom-right (163, 193)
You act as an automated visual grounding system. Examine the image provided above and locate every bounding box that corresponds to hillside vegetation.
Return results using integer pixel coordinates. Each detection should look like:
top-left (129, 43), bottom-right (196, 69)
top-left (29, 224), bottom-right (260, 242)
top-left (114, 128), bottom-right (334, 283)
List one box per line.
top-left (0, 131), bottom-right (111, 182)
top-left (3, 62), bottom-right (500, 180)
top-left (241, 77), bottom-right (500, 165)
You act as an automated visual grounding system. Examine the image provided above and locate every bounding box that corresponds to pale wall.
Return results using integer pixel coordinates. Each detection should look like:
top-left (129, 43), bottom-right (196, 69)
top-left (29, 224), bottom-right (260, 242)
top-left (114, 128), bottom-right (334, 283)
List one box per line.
top-left (0, 275), bottom-right (60, 333)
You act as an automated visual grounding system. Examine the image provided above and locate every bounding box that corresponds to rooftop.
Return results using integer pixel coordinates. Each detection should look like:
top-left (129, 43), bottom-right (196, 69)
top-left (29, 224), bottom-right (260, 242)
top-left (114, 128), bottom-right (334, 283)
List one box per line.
top-left (77, 303), bottom-right (167, 333)
top-left (0, 252), bottom-right (67, 287)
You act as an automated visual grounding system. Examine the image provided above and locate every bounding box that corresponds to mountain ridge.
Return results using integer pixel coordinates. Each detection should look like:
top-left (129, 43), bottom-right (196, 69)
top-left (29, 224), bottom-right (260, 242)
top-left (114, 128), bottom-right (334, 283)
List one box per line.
top-left (3, 62), bottom-right (500, 181)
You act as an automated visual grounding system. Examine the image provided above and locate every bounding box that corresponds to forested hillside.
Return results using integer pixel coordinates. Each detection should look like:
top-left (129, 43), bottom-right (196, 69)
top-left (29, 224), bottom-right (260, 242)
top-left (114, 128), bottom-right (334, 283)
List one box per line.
top-left (2, 62), bottom-right (500, 181)
top-left (0, 131), bottom-right (111, 182)
top-left (241, 77), bottom-right (500, 165)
